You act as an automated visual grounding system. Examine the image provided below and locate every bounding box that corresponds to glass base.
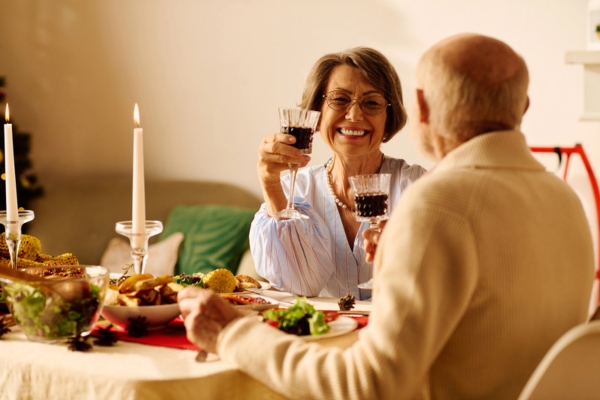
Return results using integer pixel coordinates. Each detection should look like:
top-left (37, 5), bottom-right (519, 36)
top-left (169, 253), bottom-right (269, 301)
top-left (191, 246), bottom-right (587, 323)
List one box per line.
top-left (273, 208), bottom-right (308, 220)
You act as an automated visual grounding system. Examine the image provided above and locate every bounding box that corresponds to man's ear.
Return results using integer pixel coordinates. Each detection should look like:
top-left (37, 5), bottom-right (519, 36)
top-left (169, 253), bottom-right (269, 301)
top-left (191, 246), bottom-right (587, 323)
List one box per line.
top-left (416, 89), bottom-right (429, 123)
top-left (523, 96), bottom-right (530, 115)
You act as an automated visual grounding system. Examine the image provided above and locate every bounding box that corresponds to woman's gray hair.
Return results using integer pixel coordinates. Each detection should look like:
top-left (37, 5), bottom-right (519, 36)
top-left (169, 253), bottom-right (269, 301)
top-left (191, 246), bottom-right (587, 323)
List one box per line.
top-left (298, 47), bottom-right (407, 143)
top-left (418, 49), bottom-right (529, 141)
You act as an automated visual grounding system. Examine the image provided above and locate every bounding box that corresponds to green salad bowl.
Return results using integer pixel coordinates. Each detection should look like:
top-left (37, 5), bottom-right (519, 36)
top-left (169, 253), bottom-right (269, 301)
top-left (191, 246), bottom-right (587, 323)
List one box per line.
top-left (1, 265), bottom-right (109, 343)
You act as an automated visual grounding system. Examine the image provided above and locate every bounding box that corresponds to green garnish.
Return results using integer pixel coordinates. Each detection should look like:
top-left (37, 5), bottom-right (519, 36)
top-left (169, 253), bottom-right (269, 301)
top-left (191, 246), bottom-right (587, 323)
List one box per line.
top-left (263, 297), bottom-right (330, 336)
top-left (174, 273), bottom-right (204, 288)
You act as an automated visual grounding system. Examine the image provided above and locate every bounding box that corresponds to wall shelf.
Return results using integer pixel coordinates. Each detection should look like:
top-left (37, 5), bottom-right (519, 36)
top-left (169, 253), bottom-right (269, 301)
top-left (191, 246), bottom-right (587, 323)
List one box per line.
top-left (566, 50), bottom-right (600, 121)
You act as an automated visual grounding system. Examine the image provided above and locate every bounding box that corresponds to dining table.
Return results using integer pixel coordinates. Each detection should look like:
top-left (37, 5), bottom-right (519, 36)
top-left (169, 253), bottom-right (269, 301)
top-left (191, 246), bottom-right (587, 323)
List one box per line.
top-left (0, 289), bottom-right (371, 400)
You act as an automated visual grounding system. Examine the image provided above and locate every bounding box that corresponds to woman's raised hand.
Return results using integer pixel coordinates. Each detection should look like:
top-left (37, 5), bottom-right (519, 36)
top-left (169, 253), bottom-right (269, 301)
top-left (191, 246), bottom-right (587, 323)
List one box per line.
top-left (257, 133), bottom-right (310, 185)
top-left (257, 133), bottom-right (311, 215)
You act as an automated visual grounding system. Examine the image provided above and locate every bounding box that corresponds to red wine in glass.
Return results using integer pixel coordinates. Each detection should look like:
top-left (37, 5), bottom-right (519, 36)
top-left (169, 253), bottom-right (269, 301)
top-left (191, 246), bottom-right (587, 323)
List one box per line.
top-left (348, 173), bottom-right (392, 228)
top-left (354, 193), bottom-right (388, 218)
top-left (281, 126), bottom-right (313, 153)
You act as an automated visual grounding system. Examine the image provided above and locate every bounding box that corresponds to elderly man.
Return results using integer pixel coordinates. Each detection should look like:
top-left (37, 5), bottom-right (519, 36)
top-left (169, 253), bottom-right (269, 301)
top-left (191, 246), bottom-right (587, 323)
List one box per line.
top-left (178, 34), bottom-right (594, 399)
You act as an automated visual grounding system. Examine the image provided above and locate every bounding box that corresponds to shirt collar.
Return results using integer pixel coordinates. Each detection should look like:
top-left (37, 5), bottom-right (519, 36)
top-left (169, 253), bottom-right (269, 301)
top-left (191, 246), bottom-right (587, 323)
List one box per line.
top-left (432, 130), bottom-right (545, 174)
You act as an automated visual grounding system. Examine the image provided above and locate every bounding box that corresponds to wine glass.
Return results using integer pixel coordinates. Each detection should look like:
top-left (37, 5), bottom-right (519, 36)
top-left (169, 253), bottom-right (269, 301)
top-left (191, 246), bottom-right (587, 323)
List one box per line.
top-left (274, 108), bottom-right (321, 220)
top-left (348, 173), bottom-right (392, 228)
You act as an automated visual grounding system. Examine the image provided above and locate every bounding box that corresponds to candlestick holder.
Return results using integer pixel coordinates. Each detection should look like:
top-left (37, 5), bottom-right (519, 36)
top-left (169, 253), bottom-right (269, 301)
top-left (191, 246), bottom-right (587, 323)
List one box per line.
top-left (115, 220), bottom-right (163, 275)
top-left (0, 210), bottom-right (35, 269)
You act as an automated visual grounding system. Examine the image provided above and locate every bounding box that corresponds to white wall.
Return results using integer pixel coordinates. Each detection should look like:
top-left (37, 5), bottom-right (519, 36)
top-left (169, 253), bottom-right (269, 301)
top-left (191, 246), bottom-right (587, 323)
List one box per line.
top-left (0, 0), bottom-right (592, 193)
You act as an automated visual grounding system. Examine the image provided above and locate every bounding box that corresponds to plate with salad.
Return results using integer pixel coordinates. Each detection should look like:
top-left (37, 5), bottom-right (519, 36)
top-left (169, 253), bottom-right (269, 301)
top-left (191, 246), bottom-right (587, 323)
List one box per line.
top-left (301, 316), bottom-right (358, 341)
top-left (262, 297), bottom-right (358, 340)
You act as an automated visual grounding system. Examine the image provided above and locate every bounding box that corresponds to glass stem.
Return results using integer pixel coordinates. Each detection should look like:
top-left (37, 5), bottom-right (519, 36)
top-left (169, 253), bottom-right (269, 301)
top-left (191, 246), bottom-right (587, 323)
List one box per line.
top-left (6, 236), bottom-right (20, 269)
top-left (369, 219), bottom-right (381, 231)
top-left (131, 249), bottom-right (149, 275)
top-left (287, 163), bottom-right (299, 211)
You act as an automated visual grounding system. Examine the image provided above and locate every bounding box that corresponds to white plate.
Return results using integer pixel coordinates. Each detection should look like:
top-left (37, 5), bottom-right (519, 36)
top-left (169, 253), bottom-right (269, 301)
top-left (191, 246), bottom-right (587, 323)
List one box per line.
top-left (232, 281), bottom-right (271, 293)
top-left (220, 294), bottom-right (279, 311)
top-left (101, 303), bottom-right (181, 330)
top-left (302, 316), bottom-right (359, 341)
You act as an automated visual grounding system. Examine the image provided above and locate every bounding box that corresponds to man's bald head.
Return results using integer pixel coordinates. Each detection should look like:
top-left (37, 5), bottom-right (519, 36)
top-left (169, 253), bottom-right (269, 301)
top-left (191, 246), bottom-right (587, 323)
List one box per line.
top-left (416, 34), bottom-right (529, 142)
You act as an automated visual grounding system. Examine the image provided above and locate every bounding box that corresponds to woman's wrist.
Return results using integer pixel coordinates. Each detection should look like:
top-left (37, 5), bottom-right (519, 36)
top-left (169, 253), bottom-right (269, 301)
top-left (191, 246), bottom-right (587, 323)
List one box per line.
top-left (261, 180), bottom-right (288, 216)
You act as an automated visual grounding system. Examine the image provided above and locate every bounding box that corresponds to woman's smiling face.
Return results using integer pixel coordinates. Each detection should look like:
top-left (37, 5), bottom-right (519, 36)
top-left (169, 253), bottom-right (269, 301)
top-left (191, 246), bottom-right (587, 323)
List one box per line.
top-left (319, 64), bottom-right (387, 159)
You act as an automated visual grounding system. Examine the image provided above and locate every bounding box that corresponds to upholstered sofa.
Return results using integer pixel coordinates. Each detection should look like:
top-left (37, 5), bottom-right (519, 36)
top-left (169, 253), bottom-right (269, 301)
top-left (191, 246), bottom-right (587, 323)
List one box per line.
top-left (25, 177), bottom-right (263, 279)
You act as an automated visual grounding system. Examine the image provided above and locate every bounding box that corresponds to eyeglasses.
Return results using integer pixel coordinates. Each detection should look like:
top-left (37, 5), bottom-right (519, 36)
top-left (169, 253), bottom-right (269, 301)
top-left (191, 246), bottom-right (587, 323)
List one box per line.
top-left (323, 90), bottom-right (390, 116)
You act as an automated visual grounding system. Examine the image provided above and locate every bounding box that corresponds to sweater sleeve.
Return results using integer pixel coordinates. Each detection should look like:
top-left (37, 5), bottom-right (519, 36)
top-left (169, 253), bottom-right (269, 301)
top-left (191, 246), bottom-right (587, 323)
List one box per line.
top-left (250, 203), bottom-right (335, 296)
top-left (219, 188), bottom-right (479, 400)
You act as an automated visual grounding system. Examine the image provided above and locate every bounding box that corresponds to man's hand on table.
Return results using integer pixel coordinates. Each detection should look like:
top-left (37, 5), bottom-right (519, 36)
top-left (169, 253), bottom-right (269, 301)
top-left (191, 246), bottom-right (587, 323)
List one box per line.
top-left (178, 287), bottom-right (243, 353)
top-left (362, 220), bottom-right (386, 263)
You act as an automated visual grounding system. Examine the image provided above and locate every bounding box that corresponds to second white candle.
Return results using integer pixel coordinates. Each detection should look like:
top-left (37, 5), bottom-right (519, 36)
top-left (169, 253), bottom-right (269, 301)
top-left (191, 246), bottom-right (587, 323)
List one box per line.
top-left (4, 104), bottom-right (18, 234)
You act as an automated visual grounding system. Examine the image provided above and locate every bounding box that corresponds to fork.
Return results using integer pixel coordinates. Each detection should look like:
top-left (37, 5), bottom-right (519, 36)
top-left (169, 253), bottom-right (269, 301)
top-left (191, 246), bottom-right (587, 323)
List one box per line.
top-left (195, 350), bottom-right (220, 363)
top-left (195, 350), bottom-right (209, 362)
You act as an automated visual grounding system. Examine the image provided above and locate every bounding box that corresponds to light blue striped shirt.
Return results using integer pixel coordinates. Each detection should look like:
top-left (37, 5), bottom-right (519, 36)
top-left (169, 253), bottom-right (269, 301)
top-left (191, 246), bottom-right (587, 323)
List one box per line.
top-left (250, 156), bottom-right (426, 298)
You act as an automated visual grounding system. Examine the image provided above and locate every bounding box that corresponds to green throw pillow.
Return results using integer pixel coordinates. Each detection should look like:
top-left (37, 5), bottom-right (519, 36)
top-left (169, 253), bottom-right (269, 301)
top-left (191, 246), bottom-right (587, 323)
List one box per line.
top-left (160, 205), bottom-right (257, 275)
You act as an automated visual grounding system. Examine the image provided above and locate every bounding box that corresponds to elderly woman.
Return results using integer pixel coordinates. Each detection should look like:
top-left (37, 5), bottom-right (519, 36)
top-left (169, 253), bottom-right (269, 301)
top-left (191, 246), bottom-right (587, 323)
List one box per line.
top-left (251, 47), bottom-right (426, 298)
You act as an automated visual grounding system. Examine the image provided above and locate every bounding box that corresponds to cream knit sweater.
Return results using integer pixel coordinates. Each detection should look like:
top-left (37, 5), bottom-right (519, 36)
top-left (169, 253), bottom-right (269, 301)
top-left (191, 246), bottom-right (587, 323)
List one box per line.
top-left (218, 130), bottom-right (595, 400)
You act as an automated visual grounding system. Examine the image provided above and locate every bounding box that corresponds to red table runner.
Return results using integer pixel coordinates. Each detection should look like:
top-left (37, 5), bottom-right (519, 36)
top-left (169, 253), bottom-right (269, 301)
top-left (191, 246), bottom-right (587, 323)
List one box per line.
top-left (92, 318), bottom-right (199, 350)
top-left (92, 315), bottom-right (369, 351)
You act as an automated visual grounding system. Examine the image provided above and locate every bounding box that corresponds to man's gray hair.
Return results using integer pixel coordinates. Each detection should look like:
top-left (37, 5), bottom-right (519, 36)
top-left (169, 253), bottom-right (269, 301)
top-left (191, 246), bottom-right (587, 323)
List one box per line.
top-left (418, 50), bottom-right (529, 141)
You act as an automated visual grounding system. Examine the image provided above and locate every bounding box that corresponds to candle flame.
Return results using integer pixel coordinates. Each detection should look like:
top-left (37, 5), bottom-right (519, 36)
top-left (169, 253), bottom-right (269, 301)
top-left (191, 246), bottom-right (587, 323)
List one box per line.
top-left (133, 103), bottom-right (140, 127)
top-left (4, 104), bottom-right (9, 123)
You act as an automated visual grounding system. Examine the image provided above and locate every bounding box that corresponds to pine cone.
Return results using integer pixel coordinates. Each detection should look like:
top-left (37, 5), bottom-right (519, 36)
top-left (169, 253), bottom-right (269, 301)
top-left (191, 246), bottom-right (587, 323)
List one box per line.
top-left (338, 293), bottom-right (356, 311)
top-left (93, 324), bottom-right (118, 347)
top-left (126, 316), bottom-right (150, 337)
top-left (66, 334), bottom-right (92, 352)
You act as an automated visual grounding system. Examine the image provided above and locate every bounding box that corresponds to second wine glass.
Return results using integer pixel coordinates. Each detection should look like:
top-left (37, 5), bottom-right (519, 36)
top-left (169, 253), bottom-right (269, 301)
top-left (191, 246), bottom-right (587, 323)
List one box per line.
top-left (274, 108), bottom-right (321, 220)
top-left (348, 173), bottom-right (392, 228)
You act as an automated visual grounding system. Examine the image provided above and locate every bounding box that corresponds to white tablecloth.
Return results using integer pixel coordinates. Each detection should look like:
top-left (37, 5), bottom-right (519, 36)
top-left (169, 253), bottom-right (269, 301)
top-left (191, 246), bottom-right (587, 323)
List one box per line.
top-left (0, 291), bottom-right (370, 400)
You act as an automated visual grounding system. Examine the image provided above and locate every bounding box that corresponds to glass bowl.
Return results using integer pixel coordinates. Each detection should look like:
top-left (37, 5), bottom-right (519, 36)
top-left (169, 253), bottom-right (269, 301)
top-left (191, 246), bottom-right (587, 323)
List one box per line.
top-left (0, 265), bottom-right (109, 343)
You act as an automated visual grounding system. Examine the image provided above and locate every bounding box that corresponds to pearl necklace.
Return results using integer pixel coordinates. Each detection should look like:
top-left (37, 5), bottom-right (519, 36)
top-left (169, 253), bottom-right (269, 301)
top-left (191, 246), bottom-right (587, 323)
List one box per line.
top-left (326, 162), bottom-right (355, 212)
top-left (325, 155), bottom-right (385, 212)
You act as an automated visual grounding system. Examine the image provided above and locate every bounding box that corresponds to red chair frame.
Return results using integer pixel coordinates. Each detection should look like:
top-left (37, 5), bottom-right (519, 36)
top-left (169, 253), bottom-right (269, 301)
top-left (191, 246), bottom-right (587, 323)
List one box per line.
top-left (530, 144), bottom-right (600, 304)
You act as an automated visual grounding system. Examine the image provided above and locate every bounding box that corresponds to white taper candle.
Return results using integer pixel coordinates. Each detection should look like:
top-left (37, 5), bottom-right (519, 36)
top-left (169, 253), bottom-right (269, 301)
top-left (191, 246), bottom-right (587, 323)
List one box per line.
top-left (4, 104), bottom-right (18, 233)
top-left (132, 103), bottom-right (145, 248)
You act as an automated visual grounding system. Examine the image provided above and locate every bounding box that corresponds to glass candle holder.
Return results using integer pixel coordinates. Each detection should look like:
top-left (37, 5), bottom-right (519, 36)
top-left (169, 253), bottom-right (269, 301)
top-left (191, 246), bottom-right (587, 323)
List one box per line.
top-left (0, 210), bottom-right (35, 269)
top-left (115, 220), bottom-right (163, 275)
